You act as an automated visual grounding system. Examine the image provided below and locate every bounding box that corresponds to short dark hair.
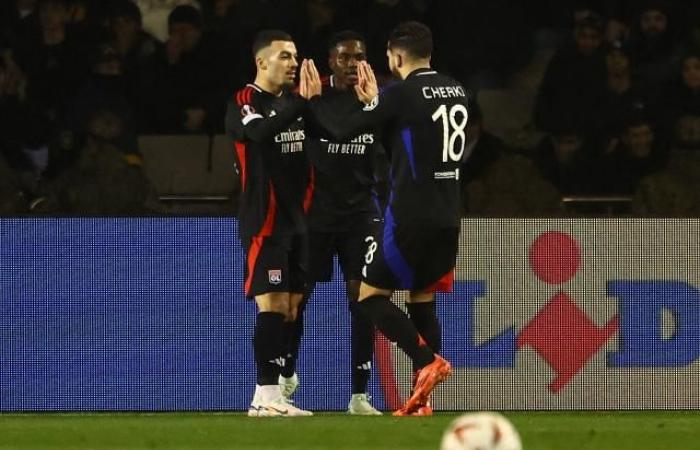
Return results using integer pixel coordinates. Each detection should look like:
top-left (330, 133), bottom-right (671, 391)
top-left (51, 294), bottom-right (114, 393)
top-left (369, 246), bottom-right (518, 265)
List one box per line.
top-left (252, 30), bottom-right (293, 56)
top-left (112, 0), bottom-right (142, 25)
top-left (388, 21), bottom-right (432, 59)
top-left (327, 30), bottom-right (366, 51)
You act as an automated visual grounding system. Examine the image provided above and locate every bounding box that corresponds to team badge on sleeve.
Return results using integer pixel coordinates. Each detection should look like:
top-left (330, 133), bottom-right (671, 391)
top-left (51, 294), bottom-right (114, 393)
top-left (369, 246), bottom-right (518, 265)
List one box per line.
top-left (241, 104), bottom-right (257, 117)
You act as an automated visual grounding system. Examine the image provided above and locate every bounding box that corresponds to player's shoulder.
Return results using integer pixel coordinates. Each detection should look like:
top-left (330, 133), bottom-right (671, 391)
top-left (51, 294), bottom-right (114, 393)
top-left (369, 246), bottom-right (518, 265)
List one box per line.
top-left (233, 83), bottom-right (264, 106)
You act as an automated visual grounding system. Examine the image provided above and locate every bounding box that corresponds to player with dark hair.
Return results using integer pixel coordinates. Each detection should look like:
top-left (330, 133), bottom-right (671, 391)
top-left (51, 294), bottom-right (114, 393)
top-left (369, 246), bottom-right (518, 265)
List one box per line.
top-left (225, 29), bottom-right (313, 417)
top-left (300, 21), bottom-right (466, 416)
top-left (278, 30), bottom-right (383, 415)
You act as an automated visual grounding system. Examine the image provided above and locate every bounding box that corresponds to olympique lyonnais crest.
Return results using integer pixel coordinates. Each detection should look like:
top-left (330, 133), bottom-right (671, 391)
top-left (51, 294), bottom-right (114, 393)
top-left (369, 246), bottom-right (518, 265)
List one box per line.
top-left (268, 269), bottom-right (282, 285)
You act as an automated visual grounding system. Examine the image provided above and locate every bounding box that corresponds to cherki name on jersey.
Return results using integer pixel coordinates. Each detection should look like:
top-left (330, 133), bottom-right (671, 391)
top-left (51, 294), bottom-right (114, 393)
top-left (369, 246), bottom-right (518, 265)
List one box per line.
top-left (422, 85), bottom-right (467, 99)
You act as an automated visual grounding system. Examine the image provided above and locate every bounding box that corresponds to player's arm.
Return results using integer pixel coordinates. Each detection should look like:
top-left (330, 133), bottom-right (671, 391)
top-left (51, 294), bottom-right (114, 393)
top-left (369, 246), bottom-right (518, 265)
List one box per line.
top-left (301, 60), bottom-right (399, 142)
top-left (225, 95), bottom-right (306, 143)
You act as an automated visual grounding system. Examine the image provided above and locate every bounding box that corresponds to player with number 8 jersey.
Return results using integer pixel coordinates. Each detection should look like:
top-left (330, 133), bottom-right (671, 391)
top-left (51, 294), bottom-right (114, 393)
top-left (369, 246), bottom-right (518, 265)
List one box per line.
top-left (300, 21), bottom-right (468, 416)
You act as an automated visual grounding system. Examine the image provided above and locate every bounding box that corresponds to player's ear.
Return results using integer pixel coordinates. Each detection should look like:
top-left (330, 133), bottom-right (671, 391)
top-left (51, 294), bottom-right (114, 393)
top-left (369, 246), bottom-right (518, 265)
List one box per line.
top-left (396, 53), bottom-right (403, 69)
top-left (256, 55), bottom-right (267, 71)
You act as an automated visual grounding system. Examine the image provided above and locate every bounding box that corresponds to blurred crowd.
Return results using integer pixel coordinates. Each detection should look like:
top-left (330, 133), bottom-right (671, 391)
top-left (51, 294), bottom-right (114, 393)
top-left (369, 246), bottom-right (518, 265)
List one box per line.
top-left (0, 0), bottom-right (698, 215)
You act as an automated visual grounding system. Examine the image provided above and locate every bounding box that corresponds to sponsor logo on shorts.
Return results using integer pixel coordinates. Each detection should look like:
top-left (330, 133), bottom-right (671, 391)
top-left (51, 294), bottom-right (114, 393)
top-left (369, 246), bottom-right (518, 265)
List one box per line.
top-left (268, 269), bottom-right (282, 285)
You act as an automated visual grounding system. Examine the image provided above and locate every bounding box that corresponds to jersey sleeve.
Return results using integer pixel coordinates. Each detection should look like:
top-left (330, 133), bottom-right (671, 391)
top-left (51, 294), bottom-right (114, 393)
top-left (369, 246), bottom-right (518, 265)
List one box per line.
top-left (225, 89), bottom-right (307, 143)
top-left (308, 85), bottom-right (401, 142)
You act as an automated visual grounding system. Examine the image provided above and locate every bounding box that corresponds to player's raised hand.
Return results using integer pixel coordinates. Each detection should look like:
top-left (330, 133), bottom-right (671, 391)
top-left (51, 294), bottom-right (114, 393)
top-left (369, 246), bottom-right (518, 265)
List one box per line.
top-left (354, 61), bottom-right (378, 105)
top-left (306, 59), bottom-right (322, 98)
top-left (299, 59), bottom-right (309, 99)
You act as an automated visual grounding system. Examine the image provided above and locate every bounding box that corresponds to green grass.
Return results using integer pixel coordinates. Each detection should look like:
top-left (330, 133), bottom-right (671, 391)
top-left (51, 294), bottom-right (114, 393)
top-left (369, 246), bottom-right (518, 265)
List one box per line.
top-left (1, 412), bottom-right (699, 450)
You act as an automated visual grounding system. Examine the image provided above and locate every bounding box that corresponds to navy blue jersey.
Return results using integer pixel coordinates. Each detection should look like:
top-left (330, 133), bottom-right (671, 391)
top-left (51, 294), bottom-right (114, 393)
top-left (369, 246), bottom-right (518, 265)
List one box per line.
top-left (305, 75), bottom-right (383, 232)
top-left (226, 83), bottom-right (313, 243)
top-left (309, 68), bottom-right (469, 229)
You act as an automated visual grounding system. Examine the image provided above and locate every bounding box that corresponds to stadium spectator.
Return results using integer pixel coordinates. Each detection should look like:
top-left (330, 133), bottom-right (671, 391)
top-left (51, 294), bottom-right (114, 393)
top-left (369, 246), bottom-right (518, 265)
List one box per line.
top-left (597, 40), bottom-right (655, 144)
top-left (534, 14), bottom-right (607, 135)
top-left (13, 0), bottom-right (92, 115)
top-left (601, 106), bottom-right (668, 195)
top-left (0, 151), bottom-right (25, 215)
top-left (150, 4), bottom-right (232, 133)
top-left (663, 51), bottom-right (700, 149)
top-left (626, 0), bottom-right (681, 89)
top-left (632, 148), bottom-right (700, 216)
top-left (534, 125), bottom-right (600, 196)
top-left (426, 0), bottom-right (533, 88)
top-left (0, 0), bottom-right (39, 50)
top-left (0, 52), bottom-right (54, 204)
top-left (461, 98), bottom-right (561, 216)
top-left (132, 0), bottom-right (199, 42)
top-left (459, 99), bottom-right (504, 189)
top-left (463, 152), bottom-right (562, 217)
top-left (43, 139), bottom-right (155, 214)
top-left (69, 42), bottom-right (140, 157)
top-left (107, 0), bottom-right (162, 132)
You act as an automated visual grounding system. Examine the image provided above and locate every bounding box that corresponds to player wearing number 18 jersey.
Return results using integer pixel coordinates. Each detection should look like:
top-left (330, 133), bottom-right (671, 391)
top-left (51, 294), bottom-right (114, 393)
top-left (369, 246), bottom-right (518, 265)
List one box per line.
top-left (300, 21), bottom-right (468, 416)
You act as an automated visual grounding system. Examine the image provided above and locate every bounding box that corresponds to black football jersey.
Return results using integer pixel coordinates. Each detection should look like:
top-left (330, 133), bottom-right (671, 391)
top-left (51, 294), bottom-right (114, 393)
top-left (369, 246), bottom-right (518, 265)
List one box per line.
top-left (305, 75), bottom-right (382, 232)
top-left (309, 68), bottom-right (469, 229)
top-left (226, 83), bottom-right (312, 242)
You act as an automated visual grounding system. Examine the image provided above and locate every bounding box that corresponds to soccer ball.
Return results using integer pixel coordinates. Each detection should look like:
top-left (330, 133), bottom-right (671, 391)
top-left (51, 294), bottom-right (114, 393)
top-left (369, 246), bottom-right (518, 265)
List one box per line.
top-left (440, 412), bottom-right (522, 450)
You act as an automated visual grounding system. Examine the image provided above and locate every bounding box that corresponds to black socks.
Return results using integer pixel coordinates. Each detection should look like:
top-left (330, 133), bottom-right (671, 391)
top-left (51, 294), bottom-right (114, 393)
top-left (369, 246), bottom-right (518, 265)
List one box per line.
top-left (406, 301), bottom-right (441, 372)
top-left (254, 312), bottom-right (285, 385)
top-left (350, 300), bottom-right (375, 394)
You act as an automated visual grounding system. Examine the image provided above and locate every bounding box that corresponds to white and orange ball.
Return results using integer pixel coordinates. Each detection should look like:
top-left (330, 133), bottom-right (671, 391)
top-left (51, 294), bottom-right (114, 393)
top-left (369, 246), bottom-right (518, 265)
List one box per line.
top-left (440, 412), bottom-right (522, 450)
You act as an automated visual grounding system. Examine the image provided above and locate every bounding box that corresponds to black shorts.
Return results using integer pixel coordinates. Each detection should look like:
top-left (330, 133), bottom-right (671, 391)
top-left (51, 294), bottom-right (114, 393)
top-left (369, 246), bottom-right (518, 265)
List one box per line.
top-left (362, 225), bottom-right (459, 292)
top-left (243, 234), bottom-right (308, 299)
top-left (308, 226), bottom-right (378, 283)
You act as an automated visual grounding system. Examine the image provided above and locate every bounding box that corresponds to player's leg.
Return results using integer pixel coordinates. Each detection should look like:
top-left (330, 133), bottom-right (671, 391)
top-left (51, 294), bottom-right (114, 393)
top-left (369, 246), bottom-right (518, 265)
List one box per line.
top-left (279, 232), bottom-right (330, 401)
top-left (246, 236), bottom-right (312, 417)
top-left (357, 227), bottom-right (452, 415)
top-left (346, 279), bottom-right (381, 415)
top-left (404, 291), bottom-right (441, 416)
top-left (340, 231), bottom-right (381, 414)
top-left (278, 286), bottom-right (310, 400)
top-left (249, 292), bottom-right (293, 416)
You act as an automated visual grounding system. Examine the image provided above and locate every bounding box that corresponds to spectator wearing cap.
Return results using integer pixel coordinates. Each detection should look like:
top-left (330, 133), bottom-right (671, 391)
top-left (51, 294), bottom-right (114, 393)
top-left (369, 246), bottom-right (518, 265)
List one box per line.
top-left (534, 13), bottom-right (608, 136)
top-left (107, 0), bottom-right (162, 132)
top-left (150, 4), bottom-right (233, 133)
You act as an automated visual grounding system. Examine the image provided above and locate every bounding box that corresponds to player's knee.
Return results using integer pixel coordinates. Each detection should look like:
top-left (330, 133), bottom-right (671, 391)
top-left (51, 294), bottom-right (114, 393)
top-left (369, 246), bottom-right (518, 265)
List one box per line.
top-left (346, 280), bottom-right (360, 303)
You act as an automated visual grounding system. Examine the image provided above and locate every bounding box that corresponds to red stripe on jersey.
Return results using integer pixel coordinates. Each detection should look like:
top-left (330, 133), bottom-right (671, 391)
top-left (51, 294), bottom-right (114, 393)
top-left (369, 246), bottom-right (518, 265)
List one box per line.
top-left (424, 269), bottom-right (455, 293)
top-left (243, 183), bottom-right (278, 295)
top-left (303, 165), bottom-right (315, 213)
top-left (320, 75), bottom-right (330, 87)
top-left (235, 89), bottom-right (243, 106)
top-left (234, 141), bottom-right (247, 192)
top-left (259, 181), bottom-right (277, 236)
top-left (244, 86), bottom-right (253, 104)
top-left (244, 236), bottom-right (263, 296)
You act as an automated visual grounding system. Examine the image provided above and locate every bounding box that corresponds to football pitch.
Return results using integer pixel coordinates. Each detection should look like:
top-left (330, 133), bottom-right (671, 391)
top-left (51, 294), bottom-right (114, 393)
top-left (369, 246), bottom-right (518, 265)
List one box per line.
top-left (1, 411), bottom-right (699, 450)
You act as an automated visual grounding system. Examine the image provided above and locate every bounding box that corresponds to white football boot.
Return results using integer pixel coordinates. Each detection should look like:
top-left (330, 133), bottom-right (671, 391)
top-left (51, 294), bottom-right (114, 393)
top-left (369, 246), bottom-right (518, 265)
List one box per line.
top-left (347, 393), bottom-right (382, 415)
top-left (248, 385), bottom-right (312, 417)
